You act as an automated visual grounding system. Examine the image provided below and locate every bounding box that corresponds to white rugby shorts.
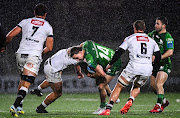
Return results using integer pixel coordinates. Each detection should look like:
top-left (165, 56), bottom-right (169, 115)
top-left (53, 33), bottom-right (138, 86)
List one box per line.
top-left (119, 69), bottom-right (149, 87)
top-left (44, 58), bottom-right (62, 83)
top-left (16, 53), bottom-right (42, 75)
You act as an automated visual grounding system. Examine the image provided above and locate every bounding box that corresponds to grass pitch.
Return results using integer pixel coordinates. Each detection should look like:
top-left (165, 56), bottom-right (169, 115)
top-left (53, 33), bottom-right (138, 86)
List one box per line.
top-left (0, 92), bottom-right (179, 118)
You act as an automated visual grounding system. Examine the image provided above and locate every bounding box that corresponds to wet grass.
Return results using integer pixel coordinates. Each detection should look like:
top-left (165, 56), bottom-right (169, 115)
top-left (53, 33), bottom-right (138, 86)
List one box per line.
top-left (0, 92), bottom-right (179, 118)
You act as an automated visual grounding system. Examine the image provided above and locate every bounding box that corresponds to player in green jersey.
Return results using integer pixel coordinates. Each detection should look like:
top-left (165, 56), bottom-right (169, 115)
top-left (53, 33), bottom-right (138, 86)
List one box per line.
top-left (148, 17), bottom-right (174, 113)
top-left (70, 40), bottom-right (121, 114)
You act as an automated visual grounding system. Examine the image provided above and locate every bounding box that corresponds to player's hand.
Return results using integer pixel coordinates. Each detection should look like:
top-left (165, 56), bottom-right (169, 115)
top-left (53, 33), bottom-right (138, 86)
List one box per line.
top-left (77, 71), bottom-right (84, 79)
top-left (106, 64), bottom-right (112, 72)
top-left (1, 47), bottom-right (6, 52)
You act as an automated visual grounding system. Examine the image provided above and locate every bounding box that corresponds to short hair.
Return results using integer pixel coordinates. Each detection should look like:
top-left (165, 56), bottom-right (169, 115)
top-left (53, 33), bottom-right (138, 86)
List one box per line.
top-left (69, 46), bottom-right (82, 57)
top-left (133, 20), bottom-right (146, 31)
top-left (156, 16), bottom-right (168, 26)
top-left (34, 3), bottom-right (47, 16)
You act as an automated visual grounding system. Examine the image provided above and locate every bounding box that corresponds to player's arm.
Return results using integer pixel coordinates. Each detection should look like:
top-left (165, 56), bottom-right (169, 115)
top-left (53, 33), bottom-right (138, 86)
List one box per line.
top-left (152, 51), bottom-right (161, 77)
top-left (42, 37), bottom-right (53, 55)
top-left (75, 65), bottom-right (84, 79)
top-left (4, 26), bottom-right (22, 48)
top-left (161, 49), bottom-right (173, 59)
top-left (106, 47), bottom-right (125, 71)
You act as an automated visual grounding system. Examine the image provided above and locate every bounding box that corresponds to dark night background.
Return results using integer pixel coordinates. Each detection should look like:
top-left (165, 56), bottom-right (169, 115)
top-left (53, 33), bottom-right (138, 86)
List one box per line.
top-left (0, 0), bottom-right (180, 92)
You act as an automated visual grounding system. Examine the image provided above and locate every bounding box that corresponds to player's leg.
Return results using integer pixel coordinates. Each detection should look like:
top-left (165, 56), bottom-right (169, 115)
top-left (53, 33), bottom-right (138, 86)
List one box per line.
top-left (150, 75), bottom-right (157, 94)
top-left (31, 80), bottom-right (50, 96)
top-left (36, 81), bottom-right (62, 113)
top-left (120, 75), bottom-right (149, 114)
top-left (10, 54), bottom-right (40, 117)
top-left (150, 71), bottom-right (169, 113)
top-left (11, 69), bottom-right (36, 117)
top-left (92, 77), bottom-right (108, 114)
top-left (100, 75), bottom-right (128, 115)
top-left (105, 84), bottom-right (120, 104)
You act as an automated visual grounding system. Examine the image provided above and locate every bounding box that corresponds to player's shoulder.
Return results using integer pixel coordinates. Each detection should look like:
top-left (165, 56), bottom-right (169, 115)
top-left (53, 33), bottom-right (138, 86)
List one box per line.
top-left (166, 32), bottom-right (173, 39)
top-left (148, 30), bottom-right (156, 37)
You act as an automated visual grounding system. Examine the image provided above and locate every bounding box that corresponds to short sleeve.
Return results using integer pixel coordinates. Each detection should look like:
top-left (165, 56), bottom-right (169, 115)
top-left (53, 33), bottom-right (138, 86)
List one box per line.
top-left (119, 37), bottom-right (129, 50)
top-left (17, 19), bottom-right (27, 28)
top-left (47, 25), bottom-right (53, 37)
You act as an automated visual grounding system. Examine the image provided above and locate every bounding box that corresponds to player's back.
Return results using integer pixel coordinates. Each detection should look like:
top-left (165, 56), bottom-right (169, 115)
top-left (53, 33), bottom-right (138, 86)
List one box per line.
top-left (17, 17), bottom-right (53, 56)
top-left (83, 40), bottom-right (115, 68)
top-left (121, 33), bottom-right (159, 76)
top-left (50, 49), bottom-right (78, 73)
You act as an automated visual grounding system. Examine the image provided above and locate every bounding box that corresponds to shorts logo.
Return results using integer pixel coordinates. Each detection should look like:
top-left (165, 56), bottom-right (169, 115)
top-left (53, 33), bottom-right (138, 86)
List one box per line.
top-left (27, 63), bottom-right (33, 68)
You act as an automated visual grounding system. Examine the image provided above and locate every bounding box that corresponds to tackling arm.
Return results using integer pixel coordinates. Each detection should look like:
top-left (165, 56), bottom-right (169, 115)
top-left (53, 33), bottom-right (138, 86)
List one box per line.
top-left (4, 26), bottom-right (22, 47)
top-left (42, 37), bottom-right (53, 55)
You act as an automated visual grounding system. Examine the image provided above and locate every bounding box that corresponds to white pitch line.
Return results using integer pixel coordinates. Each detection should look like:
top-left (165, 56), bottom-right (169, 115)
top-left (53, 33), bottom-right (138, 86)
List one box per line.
top-left (65, 98), bottom-right (99, 101)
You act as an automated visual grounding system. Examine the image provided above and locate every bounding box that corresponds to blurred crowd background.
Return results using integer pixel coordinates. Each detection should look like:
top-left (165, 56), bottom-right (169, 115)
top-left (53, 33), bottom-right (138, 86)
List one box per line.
top-left (0, 0), bottom-right (180, 92)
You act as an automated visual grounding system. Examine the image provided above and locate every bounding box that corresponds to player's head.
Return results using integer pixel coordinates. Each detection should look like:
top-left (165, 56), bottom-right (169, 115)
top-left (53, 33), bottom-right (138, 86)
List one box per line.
top-left (133, 20), bottom-right (146, 33)
top-left (155, 16), bottom-right (168, 32)
top-left (69, 46), bottom-right (84, 61)
top-left (34, 3), bottom-right (47, 18)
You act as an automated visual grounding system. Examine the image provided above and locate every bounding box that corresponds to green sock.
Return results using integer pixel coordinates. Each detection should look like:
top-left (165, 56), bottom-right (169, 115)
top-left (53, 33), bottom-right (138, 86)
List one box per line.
top-left (157, 94), bottom-right (165, 104)
top-left (100, 102), bottom-right (106, 108)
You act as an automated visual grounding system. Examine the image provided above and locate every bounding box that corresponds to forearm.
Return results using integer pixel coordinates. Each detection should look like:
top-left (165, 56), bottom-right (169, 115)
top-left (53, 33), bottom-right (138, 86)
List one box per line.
top-left (109, 48), bottom-right (125, 65)
top-left (95, 65), bottom-right (106, 77)
top-left (161, 49), bottom-right (173, 59)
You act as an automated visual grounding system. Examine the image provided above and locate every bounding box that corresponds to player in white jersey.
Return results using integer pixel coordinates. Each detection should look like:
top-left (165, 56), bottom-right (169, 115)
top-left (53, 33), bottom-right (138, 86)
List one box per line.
top-left (3, 3), bottom-right (54, 117)
top-left (100, 20), bottom-right (161, 115)
top-left (30, 47), bottom-right (82, 113)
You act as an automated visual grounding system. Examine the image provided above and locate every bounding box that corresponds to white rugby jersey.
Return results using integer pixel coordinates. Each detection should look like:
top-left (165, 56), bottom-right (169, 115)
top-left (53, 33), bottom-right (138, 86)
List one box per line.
top-left (16, 17), bottom-right (53, 56)
top-left (120, 33), bottom-right (160, 76)
top-left (50, 49), bottom-right (78, 73)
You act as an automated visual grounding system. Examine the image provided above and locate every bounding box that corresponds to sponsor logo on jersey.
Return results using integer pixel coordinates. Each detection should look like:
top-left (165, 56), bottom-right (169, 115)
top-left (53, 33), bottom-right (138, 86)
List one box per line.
top-left (136, 36), bottom-right (149, 42)
top-left (31, 19), bottom-right (44, 26)
top-left (137, 54), bottom-right (150, 59)
top-left (167, 38), bottom-right (173, 41)
top-left (26, 63), bottom-right (33, 68)
top-left (167, 41), bottom-right (173, 48)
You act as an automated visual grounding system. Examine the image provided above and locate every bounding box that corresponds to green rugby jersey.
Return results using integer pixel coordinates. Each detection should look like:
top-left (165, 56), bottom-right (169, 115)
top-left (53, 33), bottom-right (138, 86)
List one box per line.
top-left (82, 40), bottom-right (115, 69)
top-left (148, 30), bottom-right (174, 65)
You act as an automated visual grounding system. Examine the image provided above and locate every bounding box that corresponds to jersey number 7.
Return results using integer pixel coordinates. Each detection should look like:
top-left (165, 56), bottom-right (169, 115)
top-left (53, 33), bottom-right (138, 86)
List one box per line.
top-left (31, 26), bottom-right (39, 36)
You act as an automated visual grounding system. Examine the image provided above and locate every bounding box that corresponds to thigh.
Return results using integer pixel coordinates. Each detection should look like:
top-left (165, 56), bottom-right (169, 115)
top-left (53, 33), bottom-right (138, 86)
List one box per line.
top-left (24, 55), bottom-right (41, 75)
top-left (134, 75), bottom-right (149, 87)
top-left (16, 53), bottom-right (27, 74)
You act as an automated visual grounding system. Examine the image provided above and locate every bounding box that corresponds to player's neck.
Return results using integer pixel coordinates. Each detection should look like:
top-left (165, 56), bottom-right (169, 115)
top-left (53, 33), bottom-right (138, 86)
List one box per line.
top-left (35, 15), bottom-right (45, 19)
top-left (158, 29), bottom-right (166, 34)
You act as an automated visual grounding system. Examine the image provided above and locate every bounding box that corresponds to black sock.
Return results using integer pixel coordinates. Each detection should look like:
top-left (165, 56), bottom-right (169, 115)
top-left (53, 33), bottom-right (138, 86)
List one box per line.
top-left (13, 90), bottom-right (26, 108)
top-left (37, 104), bottom-right (45, 109)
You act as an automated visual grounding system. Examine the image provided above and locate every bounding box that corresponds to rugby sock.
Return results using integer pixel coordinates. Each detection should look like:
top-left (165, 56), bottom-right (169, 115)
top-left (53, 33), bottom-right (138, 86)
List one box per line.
top-left (38, 85), bottom-right (42, 90)
top-left (100, 102), bottom-right (106, 108)
top-left (128, 96), bottom-right (135, 102)
top-left (42, 101), bottom-right (48, 108)
top-left (157, 94), bottom-right (164, 104)
top-left (13, 90), bottom-right (27, 108)
top-left (38, 101), bottom-right (47, 109)
top-left (13, 87), bottom-right (28, 108)
top-left (162, 98), bottom-right (167, 104)
top-left (106, 101), bottom-right (114, 110)
top-left (19, 100), bottom-right (24, 108)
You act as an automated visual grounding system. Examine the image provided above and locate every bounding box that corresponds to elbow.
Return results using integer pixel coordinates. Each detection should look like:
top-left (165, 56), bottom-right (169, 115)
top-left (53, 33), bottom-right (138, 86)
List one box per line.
top-left (169, 50), bottom-right (174, 56)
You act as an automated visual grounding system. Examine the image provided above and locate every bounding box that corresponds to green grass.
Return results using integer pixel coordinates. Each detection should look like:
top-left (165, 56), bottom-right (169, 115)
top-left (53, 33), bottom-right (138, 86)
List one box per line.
top-left (0, 92), bottom-right (180, 118)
